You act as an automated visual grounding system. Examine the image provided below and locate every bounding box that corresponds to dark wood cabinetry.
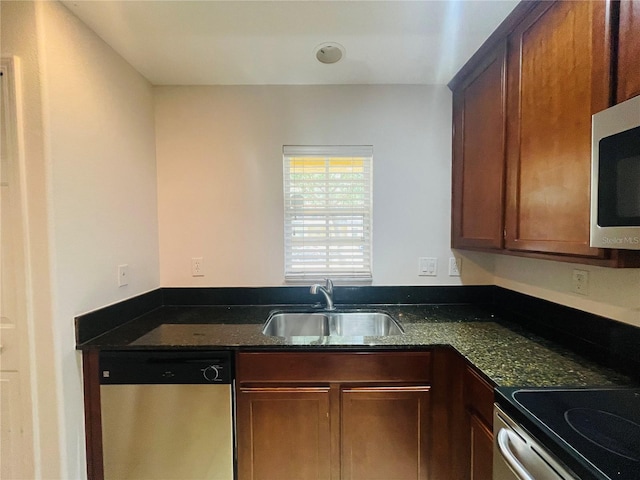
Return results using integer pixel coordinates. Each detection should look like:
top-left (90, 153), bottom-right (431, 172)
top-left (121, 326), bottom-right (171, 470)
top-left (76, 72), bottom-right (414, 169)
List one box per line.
top-left (505, 0), bottom-right (611, 257)
top-left (235, 351), bottom-right (432, 480)
top-left (469, 415), bottom-right (493, 479)
top-left (463, 366), bottom-right (495, 480)
top-left (236, 387), bottom-right (332, 480)
top-left (432, 352), bottom-right (495, 480)
top-left (450, 0), bottom-right (640, 267)
top-left (617, 0), bottom-right (640, 102)
top-left (84, 347), bottom-right (497, 480)
top-left (451, 43), bottom-right (507, 250)
top-left (341, 386), bottom-right (430, 480)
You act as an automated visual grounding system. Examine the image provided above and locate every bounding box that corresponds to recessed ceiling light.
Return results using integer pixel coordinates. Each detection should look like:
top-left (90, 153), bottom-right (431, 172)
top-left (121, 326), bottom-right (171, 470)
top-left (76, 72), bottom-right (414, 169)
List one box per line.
top-left (315, 43), bottom-right (345, 64)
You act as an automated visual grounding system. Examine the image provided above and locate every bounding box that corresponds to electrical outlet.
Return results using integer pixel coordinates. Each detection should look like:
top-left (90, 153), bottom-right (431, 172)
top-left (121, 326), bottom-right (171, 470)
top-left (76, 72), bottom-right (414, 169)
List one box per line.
top-left (572, 269), bottom-right (589, 295)
top-left (418, 257), bottom-right (437, 276)
top-left (449, 257), bottom-right (461, 276)
top-left (118, 264), bottom-right (129, 287)
top-left (192, 257), bottom-right (204, 277)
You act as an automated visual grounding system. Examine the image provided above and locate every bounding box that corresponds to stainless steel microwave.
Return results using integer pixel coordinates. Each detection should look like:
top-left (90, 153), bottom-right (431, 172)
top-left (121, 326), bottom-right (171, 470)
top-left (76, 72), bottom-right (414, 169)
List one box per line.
top-left (591, 95), bottom-right (640, 250)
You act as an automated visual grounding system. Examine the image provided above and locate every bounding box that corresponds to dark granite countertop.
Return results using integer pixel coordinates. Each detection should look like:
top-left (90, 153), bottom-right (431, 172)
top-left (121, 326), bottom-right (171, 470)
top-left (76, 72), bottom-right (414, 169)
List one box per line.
top-left (77, 303), bottom-right (633, 389)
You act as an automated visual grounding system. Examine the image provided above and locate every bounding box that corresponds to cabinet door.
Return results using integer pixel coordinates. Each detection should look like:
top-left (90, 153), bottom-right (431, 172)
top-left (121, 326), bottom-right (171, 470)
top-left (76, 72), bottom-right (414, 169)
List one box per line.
top-left (469, 414), bottom-right (493, 480)
top-left (464, 366), bottom-right (494, 480)
top-left (341, 386), bottom-right (431, 480)
top-left (617, 0), bottom-right (640, 102)
top-left (505, 0), bottom-right (612, 256)
top-left (236, 387), bottom-right (331, 480)
top-left (451, 42), bottom-right (507, 249)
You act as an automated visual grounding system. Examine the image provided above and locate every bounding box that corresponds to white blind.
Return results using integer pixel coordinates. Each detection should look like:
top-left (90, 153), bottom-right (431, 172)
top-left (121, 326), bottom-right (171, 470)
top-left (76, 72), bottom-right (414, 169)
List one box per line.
top-left (283, 146), bottom-right (373, 281)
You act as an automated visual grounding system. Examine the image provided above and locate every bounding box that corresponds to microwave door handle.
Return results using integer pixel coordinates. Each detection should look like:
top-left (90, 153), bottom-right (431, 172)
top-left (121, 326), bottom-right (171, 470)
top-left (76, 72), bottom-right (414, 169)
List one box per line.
top-left (497, 428), bottom-right (535, 480)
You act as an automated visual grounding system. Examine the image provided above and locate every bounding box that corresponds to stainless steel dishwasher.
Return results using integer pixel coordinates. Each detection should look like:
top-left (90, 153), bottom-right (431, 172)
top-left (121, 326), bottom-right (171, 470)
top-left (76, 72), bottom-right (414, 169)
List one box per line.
top-left (99, 351), bottom-right (234, 480)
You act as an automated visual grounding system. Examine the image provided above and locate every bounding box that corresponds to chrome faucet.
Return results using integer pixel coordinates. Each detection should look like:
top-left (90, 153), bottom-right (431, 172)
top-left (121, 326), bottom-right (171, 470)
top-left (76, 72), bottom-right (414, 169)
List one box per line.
top-left (310, 279), bottom-right (335, 311)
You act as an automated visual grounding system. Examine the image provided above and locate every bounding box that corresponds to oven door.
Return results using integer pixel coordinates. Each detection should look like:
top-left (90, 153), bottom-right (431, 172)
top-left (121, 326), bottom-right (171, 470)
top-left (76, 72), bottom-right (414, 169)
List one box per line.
top-left (493, 406), bottom-right (577, 480)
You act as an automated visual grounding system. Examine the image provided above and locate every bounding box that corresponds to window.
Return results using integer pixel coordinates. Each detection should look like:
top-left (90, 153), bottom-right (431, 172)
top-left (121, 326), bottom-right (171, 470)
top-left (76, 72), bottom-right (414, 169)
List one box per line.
top-left (283, 145), bottom-right (373, 282)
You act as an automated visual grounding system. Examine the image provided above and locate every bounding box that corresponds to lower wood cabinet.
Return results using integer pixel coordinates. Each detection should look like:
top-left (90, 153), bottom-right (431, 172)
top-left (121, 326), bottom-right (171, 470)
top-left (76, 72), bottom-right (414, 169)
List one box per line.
top-left (83, 348), bottom-right (492, 480)
top-left (469, 414), bottom-right (493, 480)
top-left (236, 387), bottom-right (332, 480)
top-left (464, 365), bottom-right (495, 480)
top-left (341, 386), bottom-right (430, 480)
top-left (236, 351), bottom-right (432, 480)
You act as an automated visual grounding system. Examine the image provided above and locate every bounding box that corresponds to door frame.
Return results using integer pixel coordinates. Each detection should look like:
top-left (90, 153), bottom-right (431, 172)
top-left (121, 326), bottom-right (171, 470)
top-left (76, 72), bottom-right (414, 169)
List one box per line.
top-left (1, 55), bottom-right (36, 479)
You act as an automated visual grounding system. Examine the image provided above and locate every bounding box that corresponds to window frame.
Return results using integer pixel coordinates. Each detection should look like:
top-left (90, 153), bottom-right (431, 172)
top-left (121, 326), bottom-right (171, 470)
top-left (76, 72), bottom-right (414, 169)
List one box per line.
top-left (282, 145), bottom-right (373, 283)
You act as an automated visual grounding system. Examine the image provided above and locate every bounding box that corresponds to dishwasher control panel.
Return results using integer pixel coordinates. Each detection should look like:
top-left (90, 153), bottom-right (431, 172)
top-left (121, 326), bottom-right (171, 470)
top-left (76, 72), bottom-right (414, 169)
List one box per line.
top-left (99, 351), bottom-right (233, 384)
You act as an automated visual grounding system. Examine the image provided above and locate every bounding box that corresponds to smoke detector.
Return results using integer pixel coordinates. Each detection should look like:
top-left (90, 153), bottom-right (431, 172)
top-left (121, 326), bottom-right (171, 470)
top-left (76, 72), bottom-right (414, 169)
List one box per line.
top-left (315, 43), bottom-right (345, 64)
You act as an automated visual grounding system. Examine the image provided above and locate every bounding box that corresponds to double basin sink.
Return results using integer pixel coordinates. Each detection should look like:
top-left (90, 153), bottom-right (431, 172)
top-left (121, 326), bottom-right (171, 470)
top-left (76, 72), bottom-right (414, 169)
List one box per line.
top-left (262, 310), bottom-right (404, 337)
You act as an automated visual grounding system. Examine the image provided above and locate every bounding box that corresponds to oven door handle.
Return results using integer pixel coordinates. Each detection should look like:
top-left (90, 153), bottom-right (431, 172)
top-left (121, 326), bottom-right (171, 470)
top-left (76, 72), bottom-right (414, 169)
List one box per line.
top-left (497, 427), bottom-right (535, 480)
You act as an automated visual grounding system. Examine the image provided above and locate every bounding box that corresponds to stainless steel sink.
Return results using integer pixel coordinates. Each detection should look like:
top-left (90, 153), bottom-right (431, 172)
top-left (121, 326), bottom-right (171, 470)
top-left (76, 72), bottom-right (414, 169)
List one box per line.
top-left (262, 312), bottom-right (330, 337)
top-left (262, 310), bottom-right (404, 337)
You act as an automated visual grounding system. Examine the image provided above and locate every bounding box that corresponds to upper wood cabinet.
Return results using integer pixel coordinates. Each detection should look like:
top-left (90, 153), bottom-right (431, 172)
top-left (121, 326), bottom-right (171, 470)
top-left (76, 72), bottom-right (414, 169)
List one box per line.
top-left (451, 42), bottom-right (507, 250)
top-left (617, 0), bottom-right (640, 102)
top-left (504, 0), bottom-right (611, 257)
top-left (449, 0), bottom-right (640, 267)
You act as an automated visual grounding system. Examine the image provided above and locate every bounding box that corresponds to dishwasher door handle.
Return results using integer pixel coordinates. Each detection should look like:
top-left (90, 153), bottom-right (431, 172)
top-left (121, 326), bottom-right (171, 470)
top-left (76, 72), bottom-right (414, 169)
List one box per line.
top-left (497, 428), bottom-right (535, 480)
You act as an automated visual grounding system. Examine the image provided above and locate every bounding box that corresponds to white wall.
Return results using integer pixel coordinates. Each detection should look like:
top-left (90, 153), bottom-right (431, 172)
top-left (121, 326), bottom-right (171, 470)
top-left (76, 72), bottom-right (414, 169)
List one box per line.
top-left (155, 85), bottom-right (492, 287)
top-left (155, 84), bottom-right (639, 326)
top-left (453, 250), bottom-right (639, 327)
top-left (491, 254), bottom-right (640, 327)
top-left (4, 2), bottom-right (161, 478)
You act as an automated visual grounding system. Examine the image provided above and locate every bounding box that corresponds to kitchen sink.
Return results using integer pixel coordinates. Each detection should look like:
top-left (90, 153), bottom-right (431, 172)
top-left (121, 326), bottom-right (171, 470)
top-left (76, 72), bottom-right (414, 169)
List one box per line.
top-left (262, 310), bottom-right (404, 337)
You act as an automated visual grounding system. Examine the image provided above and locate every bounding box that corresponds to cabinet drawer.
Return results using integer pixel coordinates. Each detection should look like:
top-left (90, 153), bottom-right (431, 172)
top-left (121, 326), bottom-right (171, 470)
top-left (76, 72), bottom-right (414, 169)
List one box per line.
top-left (237, 351), bottom-right (432, 384)
top-left (464, 366), bottom-right (494, 427)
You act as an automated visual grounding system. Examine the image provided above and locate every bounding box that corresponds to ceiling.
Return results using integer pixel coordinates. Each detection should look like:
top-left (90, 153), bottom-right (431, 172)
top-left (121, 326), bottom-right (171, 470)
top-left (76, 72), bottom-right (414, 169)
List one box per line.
top-left (61, 0), bottom-right (519, 86)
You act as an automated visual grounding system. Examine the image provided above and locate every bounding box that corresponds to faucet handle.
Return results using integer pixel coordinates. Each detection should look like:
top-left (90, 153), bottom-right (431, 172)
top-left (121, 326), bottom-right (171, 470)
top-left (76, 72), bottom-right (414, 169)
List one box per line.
top-left (325, 278), bottom-right (333, 293)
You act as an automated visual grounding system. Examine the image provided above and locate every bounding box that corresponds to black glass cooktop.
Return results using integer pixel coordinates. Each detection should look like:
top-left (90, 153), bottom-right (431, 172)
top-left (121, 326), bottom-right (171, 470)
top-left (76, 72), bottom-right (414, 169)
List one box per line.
top-left (503, 388), bottom-right (640, 480)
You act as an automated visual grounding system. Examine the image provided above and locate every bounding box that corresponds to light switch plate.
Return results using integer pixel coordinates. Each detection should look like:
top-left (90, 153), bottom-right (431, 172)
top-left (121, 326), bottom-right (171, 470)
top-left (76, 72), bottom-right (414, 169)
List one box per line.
top-left (418, 257), bottom-right (437, 276)
top-left (118, 264), bottom-right (129, 287)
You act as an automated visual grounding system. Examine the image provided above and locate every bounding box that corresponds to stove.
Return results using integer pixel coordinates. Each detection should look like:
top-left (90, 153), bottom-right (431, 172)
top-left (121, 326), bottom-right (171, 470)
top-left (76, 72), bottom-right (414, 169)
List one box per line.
top-left (495, 387), bottom-right (640, 480)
